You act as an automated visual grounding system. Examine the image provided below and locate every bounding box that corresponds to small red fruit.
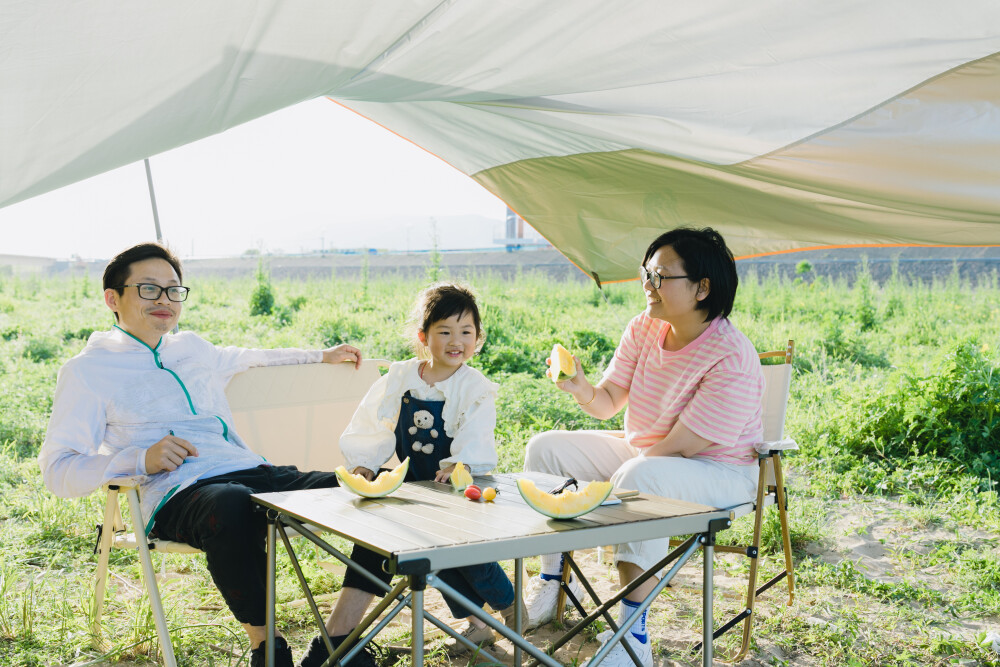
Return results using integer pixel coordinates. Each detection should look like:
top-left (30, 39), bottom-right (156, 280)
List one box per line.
top-left (464, 485), bottom-right (482, 501)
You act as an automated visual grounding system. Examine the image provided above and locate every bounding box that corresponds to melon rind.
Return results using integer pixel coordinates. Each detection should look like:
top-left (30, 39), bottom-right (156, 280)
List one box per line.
top-left (516, 478), bottom-right (613, 519)
top-left (550, 343), bottom-right (577, 383)
top-left (336, 458), bottom-right (410, 498)
top-left (450, 462), bottom-right (474, 491)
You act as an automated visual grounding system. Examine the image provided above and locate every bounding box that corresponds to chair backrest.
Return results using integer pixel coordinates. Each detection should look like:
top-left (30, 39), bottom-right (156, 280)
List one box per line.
top-left (758, 341), bottom-right (794, 486)
top-left (225, 359), bottom-right (389, 472)
top-left (759, 364), bottom-right (792, 443)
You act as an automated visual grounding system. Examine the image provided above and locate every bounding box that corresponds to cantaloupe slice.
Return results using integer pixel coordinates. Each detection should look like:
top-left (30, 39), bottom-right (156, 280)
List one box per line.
top-left (516, 478), bottom-right (613, 519)
top-left (550, 343), bottom-right (577, 383)
top-left (335, 458), bottom-right (410, 498)
top-left (450, 462), bottom-right (474, 491)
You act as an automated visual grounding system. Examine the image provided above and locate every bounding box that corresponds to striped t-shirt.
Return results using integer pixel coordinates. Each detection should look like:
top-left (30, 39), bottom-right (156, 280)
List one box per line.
top-left (602, 314), bottom-right (764, 464)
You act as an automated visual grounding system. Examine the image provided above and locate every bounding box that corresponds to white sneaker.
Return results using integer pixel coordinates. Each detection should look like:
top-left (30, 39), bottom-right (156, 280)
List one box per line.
top-left (583, 629), bottom-right (653, 667)
top-left (523, 575), bottom-right (585, 630)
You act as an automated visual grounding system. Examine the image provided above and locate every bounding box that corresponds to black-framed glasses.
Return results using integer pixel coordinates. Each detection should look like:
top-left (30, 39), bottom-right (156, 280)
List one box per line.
top-left (119, 283), bottom-right (191, 302)
top-left (639, 266), bottom-right (691, 289)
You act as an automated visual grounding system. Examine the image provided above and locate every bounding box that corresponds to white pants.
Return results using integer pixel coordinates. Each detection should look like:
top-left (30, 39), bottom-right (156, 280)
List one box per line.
top-left (524, 430), bottom-right (758, 571)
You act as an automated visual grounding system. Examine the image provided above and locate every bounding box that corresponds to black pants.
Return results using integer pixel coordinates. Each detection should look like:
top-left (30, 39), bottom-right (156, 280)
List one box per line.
top-left (151, 465), bottom-right (393, 626)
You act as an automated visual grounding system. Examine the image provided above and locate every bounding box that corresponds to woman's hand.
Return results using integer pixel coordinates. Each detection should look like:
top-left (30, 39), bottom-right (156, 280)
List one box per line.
top-left (546, 355), bottom-right (589, 397)
top-left (435, 463), bottom-right (470, 484)
top-left (322, 344), bottom-right (362, 369)
top-left (351, 466), bottom-right (376, 481)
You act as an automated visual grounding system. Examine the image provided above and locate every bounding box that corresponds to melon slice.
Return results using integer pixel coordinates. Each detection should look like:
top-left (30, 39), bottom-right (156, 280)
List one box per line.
top-left (450, 462), bottom-right (474, 491)
top-left (550, 343), bottom-right (577, 383)
top-left (335, 458), bottom-right (410, 498)
top-left (516, 478), bottom-right (613, 519)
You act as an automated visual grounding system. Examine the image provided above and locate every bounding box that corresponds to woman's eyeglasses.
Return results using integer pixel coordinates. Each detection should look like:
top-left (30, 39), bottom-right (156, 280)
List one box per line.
top-left (118, 283), bottom-right (191, 302)
top-left (639, 266), bottom-right (691, 289)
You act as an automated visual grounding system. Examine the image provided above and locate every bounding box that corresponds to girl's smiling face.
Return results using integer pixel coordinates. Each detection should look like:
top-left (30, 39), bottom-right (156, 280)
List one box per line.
top-left (419, 311), bottom-right (478, 371)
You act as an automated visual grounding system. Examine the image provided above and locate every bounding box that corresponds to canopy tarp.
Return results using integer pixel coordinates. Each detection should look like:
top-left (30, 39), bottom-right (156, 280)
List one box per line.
top-left (2, 1), bottom-right (999, 281)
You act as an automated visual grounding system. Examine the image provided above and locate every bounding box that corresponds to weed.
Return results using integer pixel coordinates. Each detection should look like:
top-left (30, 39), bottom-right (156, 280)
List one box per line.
top-left (249, 260), bottom-right (276, 316)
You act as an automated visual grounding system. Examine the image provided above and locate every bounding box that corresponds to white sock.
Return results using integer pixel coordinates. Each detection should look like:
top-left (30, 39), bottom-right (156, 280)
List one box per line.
top-left (620, 598), bottom-right (648, 644)
top-left (539, 553), bottom-right (564, 581)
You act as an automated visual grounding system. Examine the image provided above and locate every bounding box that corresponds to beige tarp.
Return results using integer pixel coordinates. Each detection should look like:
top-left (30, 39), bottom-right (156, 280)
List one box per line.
top-left (2, 1), bottom-right (999, 280)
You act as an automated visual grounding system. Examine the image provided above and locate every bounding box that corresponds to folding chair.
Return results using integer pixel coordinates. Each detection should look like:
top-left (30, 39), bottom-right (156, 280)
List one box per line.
top-left (90, 359), bottom-right (390, 666)
top-left (555, 341), bottom-right (797, 663)
top-left (692, 339), bottom-right (797, 661)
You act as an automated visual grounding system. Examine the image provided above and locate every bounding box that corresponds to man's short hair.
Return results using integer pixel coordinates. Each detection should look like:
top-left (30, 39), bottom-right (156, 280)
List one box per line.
top-left (641, 227), bottom-right (738, 321)
top-left (103, 242), bottom-right (184, 295)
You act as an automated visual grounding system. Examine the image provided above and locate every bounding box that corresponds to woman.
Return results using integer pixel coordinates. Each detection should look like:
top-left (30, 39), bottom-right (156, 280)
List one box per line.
top-left (523, 227), bottom-right (764, 667)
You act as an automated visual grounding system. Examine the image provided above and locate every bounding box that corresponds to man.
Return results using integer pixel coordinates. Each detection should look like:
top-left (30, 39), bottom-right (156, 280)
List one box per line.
top-left (39, 242), bottom-right (383, 667)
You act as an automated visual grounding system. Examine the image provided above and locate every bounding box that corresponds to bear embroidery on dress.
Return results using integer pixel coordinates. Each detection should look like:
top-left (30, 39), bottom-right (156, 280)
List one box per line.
top-left (408, 409), bottom-right (438, 454)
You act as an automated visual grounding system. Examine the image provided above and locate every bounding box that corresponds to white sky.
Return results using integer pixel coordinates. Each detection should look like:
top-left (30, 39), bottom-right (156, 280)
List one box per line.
top-left (0, 98), bottom-right (508, 260)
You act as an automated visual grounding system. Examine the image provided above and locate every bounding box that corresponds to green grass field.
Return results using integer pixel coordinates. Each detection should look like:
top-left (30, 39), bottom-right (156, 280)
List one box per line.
top-left (1, 263), bottom-right (998, 666)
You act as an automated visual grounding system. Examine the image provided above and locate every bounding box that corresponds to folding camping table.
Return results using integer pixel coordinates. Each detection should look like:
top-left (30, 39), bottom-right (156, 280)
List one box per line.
top-left (252, 471), bottom-right (733, 667)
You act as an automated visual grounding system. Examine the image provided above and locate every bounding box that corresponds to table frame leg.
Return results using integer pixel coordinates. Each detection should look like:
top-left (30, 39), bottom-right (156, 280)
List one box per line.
top-left (411, 574), bottom-right (425, 667)
top-left (265, 515), bottom-right (277, 667)
top-left (268, 514), bottom-right (487, 663)
top-left (703, 536), bottom-right (714, 667)
top-left (515, 557), bottom-right (523, 667)
top-left (428, 574), bottom-right (563, 667)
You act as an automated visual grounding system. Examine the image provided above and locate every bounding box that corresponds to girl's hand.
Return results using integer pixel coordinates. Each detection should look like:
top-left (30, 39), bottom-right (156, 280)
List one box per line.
top-left (351, 466), bottom-right (376, 481)
top-left (435, 463), bottom-right (470, 484)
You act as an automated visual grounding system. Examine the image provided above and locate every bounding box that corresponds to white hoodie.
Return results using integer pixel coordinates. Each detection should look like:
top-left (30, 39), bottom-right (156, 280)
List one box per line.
top-left (38, 326), bottom-right (320, 532)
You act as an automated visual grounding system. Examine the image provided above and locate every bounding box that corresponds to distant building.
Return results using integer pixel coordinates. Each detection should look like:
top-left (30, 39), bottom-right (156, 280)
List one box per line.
top-left (496, 207), bottom-right (550, 252)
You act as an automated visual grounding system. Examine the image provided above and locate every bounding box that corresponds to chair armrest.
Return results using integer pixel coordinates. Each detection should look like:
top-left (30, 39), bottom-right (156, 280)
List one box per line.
top-left (103, 477), bottom-right (144, 491)
top-left (754, 438), bottom-right (798, 454)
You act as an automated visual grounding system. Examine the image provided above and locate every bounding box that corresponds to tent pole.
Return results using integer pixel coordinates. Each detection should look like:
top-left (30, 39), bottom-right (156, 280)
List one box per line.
top-left (143, 158), bottom-right (163, 242)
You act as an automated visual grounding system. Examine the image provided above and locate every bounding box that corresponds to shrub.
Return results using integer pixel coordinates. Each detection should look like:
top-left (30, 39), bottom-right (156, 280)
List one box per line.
top-left (22, 338), bottom-right (61, 363)
top-left (822, 340), bottom-right (1000, 482)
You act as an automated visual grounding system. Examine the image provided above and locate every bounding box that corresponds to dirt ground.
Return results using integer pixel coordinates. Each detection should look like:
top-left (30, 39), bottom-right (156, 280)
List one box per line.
top-left (350, 497), bottom-right (1000, 666)
top-left (106, 497), bottom-right (998, 666)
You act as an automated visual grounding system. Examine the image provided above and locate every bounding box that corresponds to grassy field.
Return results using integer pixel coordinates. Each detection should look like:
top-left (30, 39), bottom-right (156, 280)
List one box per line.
top-left (1, 262), bottom-right (999, 666)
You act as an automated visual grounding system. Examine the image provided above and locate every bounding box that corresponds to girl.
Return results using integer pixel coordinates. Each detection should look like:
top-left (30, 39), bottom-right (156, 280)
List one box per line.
top-left (339, 282), bottom-right (523, 655)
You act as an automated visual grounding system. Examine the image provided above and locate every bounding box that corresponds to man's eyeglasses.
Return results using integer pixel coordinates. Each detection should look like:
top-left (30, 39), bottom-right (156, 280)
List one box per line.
top-left (639, 266), bottom-right (691, 289)
top-left (119, 283), bottom-right (191, 302)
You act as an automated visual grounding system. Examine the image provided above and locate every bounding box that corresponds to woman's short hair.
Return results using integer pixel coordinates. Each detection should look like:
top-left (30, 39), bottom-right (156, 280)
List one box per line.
top-left (641, 227), bottom-right (738, 321)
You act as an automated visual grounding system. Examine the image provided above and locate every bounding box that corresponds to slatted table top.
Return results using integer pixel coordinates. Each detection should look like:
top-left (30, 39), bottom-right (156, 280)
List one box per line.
top-left (252, 471), bottom-right (729, 574)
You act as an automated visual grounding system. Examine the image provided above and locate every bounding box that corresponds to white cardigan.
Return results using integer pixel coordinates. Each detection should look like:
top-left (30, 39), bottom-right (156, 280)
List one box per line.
top-left (339, 358), bottom-right (499, 475)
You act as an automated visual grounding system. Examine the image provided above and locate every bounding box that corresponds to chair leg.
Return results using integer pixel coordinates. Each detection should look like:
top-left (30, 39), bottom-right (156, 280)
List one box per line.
top-left (91, 490), bottom-right (120, 650)
top-left (727, 463), bottom-right (770, 663)
top-left (124, 489), bottom-right (178, 667)
top-left (556, 551), bottom-right (573, 623)
top-left (771, 456), bottom-right (795, 606)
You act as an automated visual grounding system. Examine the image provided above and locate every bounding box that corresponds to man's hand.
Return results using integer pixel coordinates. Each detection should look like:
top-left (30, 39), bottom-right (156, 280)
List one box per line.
top-left (351, 466), bottom-right (376, 481)
top-left (323, 344), bottom-right (362, 369)
top-left (435, 463), bottom-right (469, 484)
top-left (145, 435), bottom-right (198, 474)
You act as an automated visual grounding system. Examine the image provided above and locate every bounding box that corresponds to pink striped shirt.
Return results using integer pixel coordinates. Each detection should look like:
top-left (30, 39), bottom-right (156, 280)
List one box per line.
top-left (602, 314), bottom-right (764, 464)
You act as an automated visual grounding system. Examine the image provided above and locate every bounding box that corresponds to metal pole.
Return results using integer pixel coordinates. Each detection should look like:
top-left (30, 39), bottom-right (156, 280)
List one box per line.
top-left (703, 539), bottom-right (714, 666)
top-left (266, 518), bottom-right (276, 667)
top-left (144, 158), bottom-right (163, 242)
top-left (515, 558), bottom-right (523, 667)
top-left (412, 579), bottom-right (424, 667)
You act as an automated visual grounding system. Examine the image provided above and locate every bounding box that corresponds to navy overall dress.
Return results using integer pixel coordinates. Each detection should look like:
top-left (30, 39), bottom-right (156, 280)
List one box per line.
top-left (393, 390), bottom-right (514, 617)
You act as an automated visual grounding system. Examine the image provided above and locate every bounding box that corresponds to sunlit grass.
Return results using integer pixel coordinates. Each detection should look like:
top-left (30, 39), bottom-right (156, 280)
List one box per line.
top-left (1, 263), bottom-right (999, 664)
